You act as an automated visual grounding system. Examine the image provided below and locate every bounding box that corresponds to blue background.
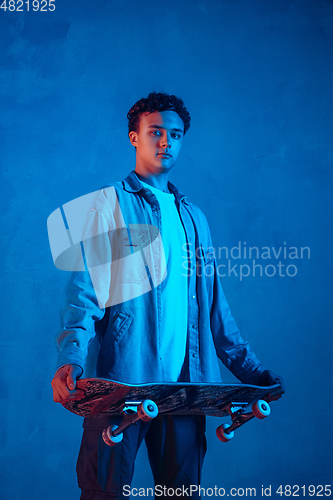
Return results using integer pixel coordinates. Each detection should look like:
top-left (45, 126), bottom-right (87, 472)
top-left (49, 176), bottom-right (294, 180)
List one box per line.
top-left (1, 0), bottom-right (332, 498)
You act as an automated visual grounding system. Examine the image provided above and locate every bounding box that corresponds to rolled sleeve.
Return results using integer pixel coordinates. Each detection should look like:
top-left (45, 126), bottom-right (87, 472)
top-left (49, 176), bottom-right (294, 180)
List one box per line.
top-left (55, 210), bottom-right (111, 372)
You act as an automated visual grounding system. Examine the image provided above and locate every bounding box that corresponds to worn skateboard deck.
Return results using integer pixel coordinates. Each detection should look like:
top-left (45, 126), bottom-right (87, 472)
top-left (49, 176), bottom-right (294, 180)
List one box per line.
top-left (62, 378), bottom-right (281, 418)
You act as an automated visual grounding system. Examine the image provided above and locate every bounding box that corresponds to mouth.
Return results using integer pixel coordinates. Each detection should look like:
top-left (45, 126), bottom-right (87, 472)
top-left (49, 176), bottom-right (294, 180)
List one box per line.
top-left (157, 153), bottom-right (172, 158)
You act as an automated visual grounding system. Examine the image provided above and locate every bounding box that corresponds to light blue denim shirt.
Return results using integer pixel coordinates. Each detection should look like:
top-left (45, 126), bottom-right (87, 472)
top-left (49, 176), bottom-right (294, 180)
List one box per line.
top-left (55, 170), bottom-right (266, 384)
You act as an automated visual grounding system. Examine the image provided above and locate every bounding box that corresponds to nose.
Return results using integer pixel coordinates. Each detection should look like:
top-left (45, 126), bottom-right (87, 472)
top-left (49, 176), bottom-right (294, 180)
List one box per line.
top-left (161, 133), bottom-right (171, 149)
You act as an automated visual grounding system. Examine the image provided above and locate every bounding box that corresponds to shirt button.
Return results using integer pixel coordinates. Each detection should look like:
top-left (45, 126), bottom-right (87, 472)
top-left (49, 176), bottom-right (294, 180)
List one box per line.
top-left (192, 324), bottom-right (197, 329)
top-left (192, 295), bottom-right (196, 300)
top-left (192, 353), bottom-right (197, 358)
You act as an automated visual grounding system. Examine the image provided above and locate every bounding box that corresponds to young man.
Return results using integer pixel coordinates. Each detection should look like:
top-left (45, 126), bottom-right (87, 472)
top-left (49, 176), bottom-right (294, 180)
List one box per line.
top-left (51, 92), bottom-right (284, 499)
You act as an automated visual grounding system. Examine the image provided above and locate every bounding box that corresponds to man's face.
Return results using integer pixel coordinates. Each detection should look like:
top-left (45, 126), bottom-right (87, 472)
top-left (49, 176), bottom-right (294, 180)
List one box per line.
top-left (129, 110), bottom-right (184, 175)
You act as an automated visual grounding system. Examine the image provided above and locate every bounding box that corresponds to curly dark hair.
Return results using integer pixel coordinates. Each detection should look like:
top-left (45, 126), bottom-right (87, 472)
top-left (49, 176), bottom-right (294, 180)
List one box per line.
top-left (127, 91), bottom-right (191, 135)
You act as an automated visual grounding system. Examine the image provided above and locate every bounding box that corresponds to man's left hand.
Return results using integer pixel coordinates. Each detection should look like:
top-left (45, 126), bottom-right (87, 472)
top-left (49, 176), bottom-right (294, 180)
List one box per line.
top-left (259, 369), bottom-right (285, 401)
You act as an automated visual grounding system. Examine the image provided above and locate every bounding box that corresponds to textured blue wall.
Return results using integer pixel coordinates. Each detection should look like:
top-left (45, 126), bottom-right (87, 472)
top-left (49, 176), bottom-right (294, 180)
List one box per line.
top-left (1, 0), bottom-right (332, 498)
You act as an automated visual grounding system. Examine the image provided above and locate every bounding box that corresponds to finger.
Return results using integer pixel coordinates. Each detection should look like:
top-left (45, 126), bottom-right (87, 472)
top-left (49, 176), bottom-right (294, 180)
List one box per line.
top-left (67, 366), bottom-right (78, 390)
top-left (67, 378), bottom-right (75, 391)
top-left (53, 387), bottom-right (67, 402)
top-left (51, 378), bottom-right (64, 402)
top-left (53, 382), bottom-right (71, 402)
top-left (68, 365), bottom-right (83, 390)
top-left (53, 390), bottom-right (60, 403)
top-left (53, 374), bottom-right (74, 401)
top-left (265, 394), bottom-right (281, 402)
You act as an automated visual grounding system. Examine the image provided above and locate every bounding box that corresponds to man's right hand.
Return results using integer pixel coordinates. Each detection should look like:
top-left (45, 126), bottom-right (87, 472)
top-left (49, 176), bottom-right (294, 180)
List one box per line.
top-left (51, 364), bottom-right (85, 403)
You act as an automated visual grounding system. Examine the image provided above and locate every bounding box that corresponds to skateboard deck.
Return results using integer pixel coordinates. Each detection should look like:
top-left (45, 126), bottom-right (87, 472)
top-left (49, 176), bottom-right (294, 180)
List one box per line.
top-left (62, 378), bottom-right (281, 445)
top-left (62, 378), bottom-right (279, 418)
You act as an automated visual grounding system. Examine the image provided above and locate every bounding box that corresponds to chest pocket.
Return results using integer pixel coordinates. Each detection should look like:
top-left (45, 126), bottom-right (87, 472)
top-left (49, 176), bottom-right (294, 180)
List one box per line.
top-left (115, 225), bottom-right (158, 285)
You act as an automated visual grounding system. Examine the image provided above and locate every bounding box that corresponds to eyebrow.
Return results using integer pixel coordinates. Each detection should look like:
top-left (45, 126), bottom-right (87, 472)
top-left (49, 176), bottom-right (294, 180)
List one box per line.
top-left (148, 125), bottom-right (184, 133)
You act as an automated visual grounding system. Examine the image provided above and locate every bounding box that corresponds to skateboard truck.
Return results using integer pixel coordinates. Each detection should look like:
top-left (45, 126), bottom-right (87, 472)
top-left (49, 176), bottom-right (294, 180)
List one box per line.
top-left (102, 399), bottom-right (158, 446)
top-left (102, 397), bottom-right (271, 446)
top-left (216, 399), bottom-right (271, 443)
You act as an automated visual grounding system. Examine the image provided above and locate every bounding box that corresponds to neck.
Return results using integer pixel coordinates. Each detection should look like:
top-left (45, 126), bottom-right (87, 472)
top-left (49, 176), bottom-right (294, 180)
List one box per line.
top-left (135, 169), bottom-right (171, 193)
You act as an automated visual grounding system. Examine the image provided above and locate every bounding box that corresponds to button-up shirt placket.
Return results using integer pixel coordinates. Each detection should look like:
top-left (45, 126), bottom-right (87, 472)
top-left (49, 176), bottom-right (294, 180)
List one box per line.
top-left (142, 188), bottom-right (164, 374)
top-left (178, 199), bottom-right (199, 380)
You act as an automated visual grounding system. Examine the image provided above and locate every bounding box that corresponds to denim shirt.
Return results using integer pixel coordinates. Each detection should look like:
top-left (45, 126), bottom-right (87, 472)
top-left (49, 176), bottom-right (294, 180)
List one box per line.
top-left (55, 170), bottom-right (266, 384)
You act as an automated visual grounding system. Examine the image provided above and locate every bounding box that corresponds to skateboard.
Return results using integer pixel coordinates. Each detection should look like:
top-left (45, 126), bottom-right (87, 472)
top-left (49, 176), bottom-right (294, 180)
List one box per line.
top-left (62, 378), bottom-right (281, 446)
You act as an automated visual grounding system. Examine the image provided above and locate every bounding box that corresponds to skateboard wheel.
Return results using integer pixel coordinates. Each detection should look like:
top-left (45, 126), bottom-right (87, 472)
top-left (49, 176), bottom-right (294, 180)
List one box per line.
top-left (252, 399), bottom-right (271, 419)
top-left (216, 423), bottom-right (234, 443)
top-left (102, 425), bottom-right (123, 446)
top-left (137, 400), bottom-right (158, 421)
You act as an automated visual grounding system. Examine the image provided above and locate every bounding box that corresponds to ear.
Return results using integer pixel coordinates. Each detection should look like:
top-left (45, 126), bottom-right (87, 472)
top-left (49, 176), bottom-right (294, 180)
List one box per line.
top-left (129, 131), bottom-right (138, 148)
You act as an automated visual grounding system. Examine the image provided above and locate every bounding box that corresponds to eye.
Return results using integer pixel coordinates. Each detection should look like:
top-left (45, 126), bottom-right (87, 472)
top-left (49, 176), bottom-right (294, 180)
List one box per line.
top-left (172, 133), bottom-right (182, 139)
top-left (151, 130), bottom-right (161, 136)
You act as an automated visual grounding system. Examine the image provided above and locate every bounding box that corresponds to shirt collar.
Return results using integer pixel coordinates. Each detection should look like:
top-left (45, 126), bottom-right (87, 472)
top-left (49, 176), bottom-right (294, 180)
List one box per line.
top-left (122, 170), bottom-right (189, 204)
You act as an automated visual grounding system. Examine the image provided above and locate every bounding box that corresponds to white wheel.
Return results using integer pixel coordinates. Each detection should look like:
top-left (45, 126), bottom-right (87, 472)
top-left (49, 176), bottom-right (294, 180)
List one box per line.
top-left (137, 400), bottom-right (158, 421)
top-left (102, 425), bottom-right (123, 446)
top-left (252, 399), bottom-right (271, 419)
top-left (216, 423), bottom-right (234, 442)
